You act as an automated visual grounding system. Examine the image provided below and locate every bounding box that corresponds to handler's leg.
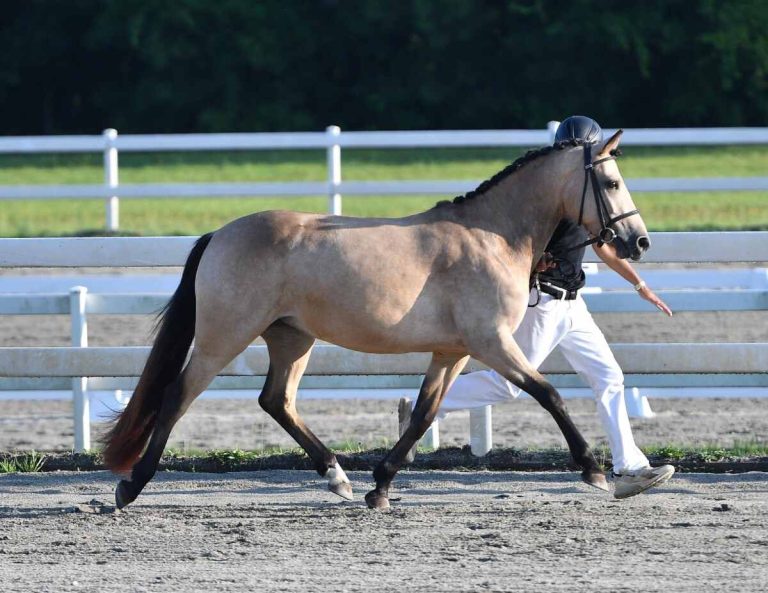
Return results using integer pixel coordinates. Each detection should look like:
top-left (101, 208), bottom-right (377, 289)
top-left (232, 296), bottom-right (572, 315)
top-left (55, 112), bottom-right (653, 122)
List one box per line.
top-left (557, 296), bottom-right (648, 472)
top-left (558, 296), bottom-right (673, 496)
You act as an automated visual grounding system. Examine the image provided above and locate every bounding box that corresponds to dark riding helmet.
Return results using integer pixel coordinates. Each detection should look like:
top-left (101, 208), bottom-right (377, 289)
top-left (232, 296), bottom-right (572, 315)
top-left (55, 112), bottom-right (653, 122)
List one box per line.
top-left (554, 115), bottom-right (603, 145)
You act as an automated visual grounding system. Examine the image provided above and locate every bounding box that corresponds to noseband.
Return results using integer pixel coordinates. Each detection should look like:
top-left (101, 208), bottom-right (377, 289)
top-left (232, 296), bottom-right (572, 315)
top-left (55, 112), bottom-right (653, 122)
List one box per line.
top-left (530, 144), bottom-right (641, 307)
top-left (564, 144), bottom-right (640, 253)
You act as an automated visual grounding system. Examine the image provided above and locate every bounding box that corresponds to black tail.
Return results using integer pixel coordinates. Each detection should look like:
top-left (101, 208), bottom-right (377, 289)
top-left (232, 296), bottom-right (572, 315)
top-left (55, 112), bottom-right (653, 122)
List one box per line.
top-left (102, 233), bottom-right (214, 472)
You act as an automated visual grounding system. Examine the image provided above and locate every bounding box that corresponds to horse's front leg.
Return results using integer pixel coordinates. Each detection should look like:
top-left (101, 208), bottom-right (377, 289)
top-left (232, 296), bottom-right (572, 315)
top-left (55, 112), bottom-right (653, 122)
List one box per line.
top-left (365, 352), bottom-right (469, 510)
top-left (468, 331), bottom-right (608, 492)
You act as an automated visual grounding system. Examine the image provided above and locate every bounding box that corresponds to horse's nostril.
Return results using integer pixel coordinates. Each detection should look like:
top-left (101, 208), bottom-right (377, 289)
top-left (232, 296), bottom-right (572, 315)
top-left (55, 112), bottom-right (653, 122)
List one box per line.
top-left (636, 236), bottom-right (651, 251)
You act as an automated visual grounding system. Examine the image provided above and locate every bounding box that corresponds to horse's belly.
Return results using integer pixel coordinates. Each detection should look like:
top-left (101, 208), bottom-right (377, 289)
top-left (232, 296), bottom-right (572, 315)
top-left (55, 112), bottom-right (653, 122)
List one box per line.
top-left (286, 301), bottom-right (462, 354)
top-left (276, 224), bottom-right (465, 352)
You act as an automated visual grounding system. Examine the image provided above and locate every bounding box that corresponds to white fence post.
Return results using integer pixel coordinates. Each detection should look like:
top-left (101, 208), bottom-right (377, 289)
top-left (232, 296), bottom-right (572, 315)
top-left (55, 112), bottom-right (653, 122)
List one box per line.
top-left (469, 405), bottom-right (492, 456)
top-left (547, 121), bottom-right (560, 143)
top-left (70, 286), bottom-right (90, 452)
top-left (626, 387), bottom-right (655, 419)
top-left (421, 420), bottom-right (440, 450)
top-left (103, 128), bottom-right (119, 232)
top-left (326, 125), bottom-right (342, 215)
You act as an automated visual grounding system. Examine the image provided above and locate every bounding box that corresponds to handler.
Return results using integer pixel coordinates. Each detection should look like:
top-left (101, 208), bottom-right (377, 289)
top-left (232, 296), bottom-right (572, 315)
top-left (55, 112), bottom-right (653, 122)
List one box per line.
top-left (401, 116), bottom-right (675, 499)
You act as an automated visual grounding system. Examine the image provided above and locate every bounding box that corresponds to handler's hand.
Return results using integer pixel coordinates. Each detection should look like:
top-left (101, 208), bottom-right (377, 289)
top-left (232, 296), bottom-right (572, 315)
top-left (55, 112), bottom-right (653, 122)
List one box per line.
top-left (535, 252), bottom-right (556, 273)
top-left (638, 285), bottom-right (673, 316)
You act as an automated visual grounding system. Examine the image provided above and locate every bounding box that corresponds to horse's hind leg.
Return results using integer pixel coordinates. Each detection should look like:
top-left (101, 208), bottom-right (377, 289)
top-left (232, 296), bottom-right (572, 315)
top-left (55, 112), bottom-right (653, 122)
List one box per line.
top-left (115, 340), bottom-right (256, 509)
top-left (259, 322), bottom-right (353, 500)
top-left (365, 352), bottom-right (468, 510)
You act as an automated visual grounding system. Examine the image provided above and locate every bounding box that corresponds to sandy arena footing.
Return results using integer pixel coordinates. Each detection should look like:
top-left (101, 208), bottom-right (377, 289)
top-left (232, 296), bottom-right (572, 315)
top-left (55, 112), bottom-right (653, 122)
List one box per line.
top-left (0, 470), bottom-right (766, 592)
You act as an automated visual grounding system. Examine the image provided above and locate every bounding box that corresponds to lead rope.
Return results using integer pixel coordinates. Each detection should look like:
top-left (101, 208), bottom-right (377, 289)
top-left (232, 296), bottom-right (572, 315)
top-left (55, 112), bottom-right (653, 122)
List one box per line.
top-left (528, 273), bottom-right (542, 308)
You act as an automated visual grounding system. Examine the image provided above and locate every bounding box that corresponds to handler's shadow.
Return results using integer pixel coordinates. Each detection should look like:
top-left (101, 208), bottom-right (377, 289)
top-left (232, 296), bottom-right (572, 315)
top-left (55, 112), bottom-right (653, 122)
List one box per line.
top-left (140, 485), bottom-right (374, 506)
top-left (142, 484), bottom-right (306, 497)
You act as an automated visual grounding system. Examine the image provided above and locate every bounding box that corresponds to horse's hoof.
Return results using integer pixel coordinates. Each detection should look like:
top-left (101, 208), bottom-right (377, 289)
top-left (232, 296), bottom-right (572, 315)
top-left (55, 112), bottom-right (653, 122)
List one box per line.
top-left (115, 480), bottom-right (137, 509)
top-left (329, 480), bottom-right (354, 501)
top-left (582, 470), bottom-right (610, 492)
top-left (364, 490), bottom-right (390, 510)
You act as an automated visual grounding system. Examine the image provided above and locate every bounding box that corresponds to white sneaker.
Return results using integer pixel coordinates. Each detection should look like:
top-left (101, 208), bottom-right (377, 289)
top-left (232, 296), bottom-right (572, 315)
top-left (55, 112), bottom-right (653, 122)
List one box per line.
top-left (398, 397), bottom-right (417, 464)
top-left (613, 465), bottom-right (675, 499)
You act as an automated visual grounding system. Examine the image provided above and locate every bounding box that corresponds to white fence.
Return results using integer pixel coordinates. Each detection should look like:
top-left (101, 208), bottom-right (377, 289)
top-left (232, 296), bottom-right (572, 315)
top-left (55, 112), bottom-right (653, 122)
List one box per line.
top-left (1, 233), bottom-right (767, 454)
top-left (1, 125), bottom-right (767, 231)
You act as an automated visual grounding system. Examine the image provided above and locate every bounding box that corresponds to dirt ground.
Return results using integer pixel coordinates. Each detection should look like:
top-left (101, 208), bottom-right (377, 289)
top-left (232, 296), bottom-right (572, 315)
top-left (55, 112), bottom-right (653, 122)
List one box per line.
top-left (1, 272), bottom-right (767, 591)
top-left (0, 470), bottom-right (766, 593)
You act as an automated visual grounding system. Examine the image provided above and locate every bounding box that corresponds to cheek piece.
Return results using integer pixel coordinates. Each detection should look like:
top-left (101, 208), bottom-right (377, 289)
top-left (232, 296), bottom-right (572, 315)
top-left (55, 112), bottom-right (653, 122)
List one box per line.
top-left (564, 143), bottom-right (639, 254)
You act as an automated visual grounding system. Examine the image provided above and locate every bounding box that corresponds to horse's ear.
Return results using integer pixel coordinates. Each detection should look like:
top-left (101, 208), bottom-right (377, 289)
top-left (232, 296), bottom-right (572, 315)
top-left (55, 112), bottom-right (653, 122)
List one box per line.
top-left (598, 129), bottom-right (623, 157)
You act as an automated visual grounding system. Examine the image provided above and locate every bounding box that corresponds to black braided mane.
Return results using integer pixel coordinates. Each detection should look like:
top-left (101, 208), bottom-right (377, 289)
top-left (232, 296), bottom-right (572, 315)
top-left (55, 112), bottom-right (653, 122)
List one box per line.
top-left (434, 138), bottom-right (588, 208)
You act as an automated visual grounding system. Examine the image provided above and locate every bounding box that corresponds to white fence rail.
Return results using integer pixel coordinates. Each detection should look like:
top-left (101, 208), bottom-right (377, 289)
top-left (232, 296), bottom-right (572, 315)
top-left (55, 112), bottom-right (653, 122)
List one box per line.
top-left (1, 125), bottom-right (767, 230)
top-left (2, 344), bottom-right (766, 379)
top-left (2, 232), bottom-right (766, 267)
top-left (2, 233), bottom-right (767, 453)
top-left (2, 287), bottom-right (767, 317)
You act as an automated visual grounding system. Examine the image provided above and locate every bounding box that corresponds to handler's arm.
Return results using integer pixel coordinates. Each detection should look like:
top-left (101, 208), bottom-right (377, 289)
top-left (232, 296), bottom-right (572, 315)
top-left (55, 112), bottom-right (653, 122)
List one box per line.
top-left (592, 243), bottom-right (673, 316)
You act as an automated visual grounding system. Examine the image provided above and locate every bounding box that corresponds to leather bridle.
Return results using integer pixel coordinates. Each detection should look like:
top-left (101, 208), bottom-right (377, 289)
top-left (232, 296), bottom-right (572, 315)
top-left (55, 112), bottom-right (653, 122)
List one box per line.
top-left (529, 142), bottom-right (641, 308)
top-left (561, 143), bottom-right (640, 253)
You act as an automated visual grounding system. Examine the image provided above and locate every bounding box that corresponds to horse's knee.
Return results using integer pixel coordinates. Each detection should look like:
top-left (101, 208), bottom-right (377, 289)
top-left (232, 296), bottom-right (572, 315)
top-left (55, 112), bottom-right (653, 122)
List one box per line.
top-left (547, 395), bottom-right (568, 416)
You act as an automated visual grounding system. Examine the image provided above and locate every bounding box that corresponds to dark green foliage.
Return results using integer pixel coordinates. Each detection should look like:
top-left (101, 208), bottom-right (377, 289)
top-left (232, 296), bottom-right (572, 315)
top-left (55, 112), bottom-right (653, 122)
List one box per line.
top-left (1, 0), bottom-right (766, 134)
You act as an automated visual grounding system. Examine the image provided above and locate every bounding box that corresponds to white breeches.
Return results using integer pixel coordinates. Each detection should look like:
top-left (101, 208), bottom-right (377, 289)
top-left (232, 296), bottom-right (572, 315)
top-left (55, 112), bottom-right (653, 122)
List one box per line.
top-left (440, 292), bottom-right (649, 473)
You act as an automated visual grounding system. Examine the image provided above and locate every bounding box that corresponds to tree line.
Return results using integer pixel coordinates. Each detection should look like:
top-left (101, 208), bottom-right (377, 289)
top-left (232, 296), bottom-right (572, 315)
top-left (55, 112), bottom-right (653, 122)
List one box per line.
top-left (1, 0), bottom-right (765, 134)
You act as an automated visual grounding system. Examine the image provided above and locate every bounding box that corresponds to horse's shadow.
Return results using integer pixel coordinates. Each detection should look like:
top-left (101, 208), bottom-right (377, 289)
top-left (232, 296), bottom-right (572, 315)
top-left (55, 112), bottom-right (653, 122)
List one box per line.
top-left (0, 505), bottom-right (81, 519)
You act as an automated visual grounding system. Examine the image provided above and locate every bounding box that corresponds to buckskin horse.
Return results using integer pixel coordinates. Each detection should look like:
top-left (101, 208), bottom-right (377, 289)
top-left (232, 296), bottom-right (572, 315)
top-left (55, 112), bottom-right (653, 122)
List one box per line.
top-left (103, 130), bottom-right (649, 510)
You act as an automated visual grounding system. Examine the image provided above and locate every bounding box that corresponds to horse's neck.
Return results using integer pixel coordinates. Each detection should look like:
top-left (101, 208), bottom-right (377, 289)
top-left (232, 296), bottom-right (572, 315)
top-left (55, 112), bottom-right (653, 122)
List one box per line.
top-left (466, 163), bottom-right (566, 265)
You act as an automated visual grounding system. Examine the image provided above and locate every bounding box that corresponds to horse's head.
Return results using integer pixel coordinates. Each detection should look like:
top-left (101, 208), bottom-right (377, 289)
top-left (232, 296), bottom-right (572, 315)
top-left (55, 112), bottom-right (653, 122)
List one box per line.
top-left (562, 131), bottom-right (649, 261)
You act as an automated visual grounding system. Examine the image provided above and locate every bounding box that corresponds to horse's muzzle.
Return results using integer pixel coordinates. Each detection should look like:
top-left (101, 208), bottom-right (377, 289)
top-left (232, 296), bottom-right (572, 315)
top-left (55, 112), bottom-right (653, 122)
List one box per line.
top-left (631, 235), bottom-right (651, 261)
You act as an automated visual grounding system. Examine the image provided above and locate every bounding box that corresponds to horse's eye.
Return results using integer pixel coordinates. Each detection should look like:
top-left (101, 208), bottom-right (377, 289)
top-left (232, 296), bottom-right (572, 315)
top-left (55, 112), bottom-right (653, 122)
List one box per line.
top-left (605, 180), bottom-right (620, 190)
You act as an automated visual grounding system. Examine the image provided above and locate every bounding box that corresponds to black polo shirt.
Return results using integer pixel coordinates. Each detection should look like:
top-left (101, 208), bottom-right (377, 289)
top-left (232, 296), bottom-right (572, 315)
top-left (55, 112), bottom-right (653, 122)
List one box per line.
top-left (539, 219), bottom-right (588, 292)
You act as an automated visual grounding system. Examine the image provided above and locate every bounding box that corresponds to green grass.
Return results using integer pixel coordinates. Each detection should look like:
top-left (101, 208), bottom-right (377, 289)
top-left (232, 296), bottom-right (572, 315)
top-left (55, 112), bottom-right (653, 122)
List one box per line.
top-left (165, 440), bottom-right (392, 462)
top-left (2, 443), bottom-right (766, 473)
top-left (0, 450), bottom-right (47, 473)
top-left (1, 145), bottom-right (767, 236)
top-left (644, 441), bottom-right (768, 461)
